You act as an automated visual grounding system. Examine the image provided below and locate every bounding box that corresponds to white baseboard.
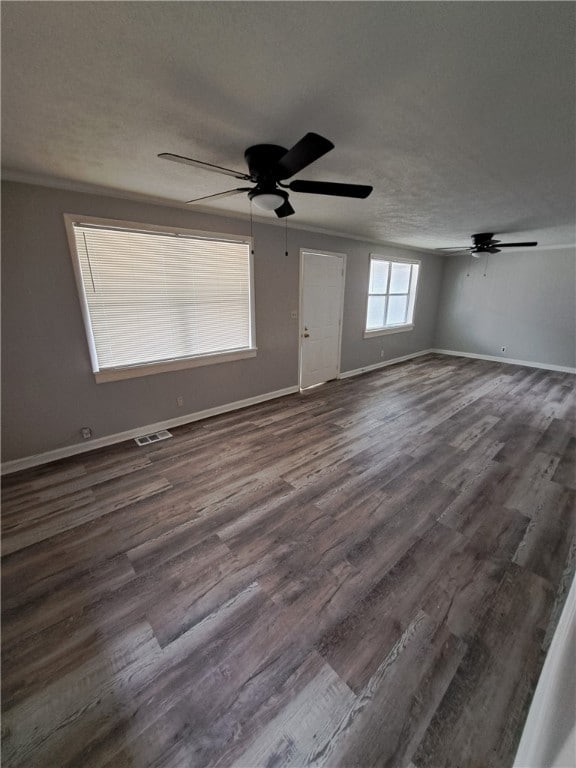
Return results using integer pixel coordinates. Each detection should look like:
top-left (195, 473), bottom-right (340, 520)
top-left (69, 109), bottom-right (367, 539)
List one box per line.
top-left (5, 348), bottom-right (574, 475)
top-left (339, 349), bottom-right (434, 380)
top-left (1, 385), bottom-right (299, 475)
top-left (431, 348), bottom-right (576, 374)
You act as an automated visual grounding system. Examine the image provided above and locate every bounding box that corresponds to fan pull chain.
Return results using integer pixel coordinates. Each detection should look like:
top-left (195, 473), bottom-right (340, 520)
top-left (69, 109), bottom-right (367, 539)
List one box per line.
top-left (466, 252), bottom-right (473, 277)
top-left (250, 202), bottom-right (254, 256)
top-left (483, 253), bottom-right (489, 278)
top-left (285, 217), bottom-right (288, 257)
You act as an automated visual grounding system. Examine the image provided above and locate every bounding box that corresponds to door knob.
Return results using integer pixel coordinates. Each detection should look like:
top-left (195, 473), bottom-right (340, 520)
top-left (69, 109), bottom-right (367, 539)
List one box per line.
top-left (303, 332), bottom-right (310, 338)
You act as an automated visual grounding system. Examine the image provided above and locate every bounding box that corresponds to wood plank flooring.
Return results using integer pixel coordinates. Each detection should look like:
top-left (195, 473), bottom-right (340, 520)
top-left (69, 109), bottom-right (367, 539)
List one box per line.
top-left (2, 354), bottom-right (575, 768)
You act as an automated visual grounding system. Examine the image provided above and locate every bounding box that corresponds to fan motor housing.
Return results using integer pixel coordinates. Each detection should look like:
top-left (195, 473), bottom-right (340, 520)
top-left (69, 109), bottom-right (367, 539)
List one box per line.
top-left (244, 144), bottom-right (287, 181)
top-left (473, 232), bottom-right (496, 246)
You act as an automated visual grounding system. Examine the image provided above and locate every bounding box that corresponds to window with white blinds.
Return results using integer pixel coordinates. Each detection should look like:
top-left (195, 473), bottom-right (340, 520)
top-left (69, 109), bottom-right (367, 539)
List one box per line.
top-left (65, 216), bottom-right (255, 381)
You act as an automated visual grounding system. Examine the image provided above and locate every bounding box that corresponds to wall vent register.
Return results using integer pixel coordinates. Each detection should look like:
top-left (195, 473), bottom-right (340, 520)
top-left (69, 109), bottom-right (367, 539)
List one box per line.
top-left (134, 430), bottom-right (173, 446)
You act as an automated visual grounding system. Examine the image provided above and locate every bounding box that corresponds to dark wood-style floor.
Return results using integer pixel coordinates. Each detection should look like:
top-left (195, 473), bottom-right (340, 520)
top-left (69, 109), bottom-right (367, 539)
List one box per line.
top-left (2, 354), bottom-right (575, 768)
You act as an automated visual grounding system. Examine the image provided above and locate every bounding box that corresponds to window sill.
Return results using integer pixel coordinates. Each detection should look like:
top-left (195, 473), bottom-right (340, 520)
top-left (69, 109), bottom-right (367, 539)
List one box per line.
top-left (95, 348), bottom-right (257, 383)
top-left (363, 324), bottom-right (414, 339)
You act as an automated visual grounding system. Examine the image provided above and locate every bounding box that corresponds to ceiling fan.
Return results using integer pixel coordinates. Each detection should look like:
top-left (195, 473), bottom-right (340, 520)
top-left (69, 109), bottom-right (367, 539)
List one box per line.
top-left (440, 232), bottom-right (538, 257)
top-left (159, 132), bottom-right (373, 218)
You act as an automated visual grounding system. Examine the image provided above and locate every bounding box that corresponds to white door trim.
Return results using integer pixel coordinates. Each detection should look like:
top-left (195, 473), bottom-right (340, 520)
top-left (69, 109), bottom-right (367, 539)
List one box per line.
top-left (299, 248), bottom-right (347, 390)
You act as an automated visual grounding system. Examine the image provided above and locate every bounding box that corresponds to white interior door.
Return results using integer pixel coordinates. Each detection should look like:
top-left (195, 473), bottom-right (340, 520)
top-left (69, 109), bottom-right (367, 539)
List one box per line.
top-left (300, 250), bottom-right (345, 389)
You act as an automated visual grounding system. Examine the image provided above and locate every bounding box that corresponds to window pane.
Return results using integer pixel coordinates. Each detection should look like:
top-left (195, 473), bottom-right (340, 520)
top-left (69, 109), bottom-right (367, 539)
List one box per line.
top-left (366, 295), bottom-right (386, 329)
top-left (369, 260), bottom-right (389, 294)
top-left (386, 295), bottom-right (408, 325)
top-left (389, 262), bottom-right (411, 293)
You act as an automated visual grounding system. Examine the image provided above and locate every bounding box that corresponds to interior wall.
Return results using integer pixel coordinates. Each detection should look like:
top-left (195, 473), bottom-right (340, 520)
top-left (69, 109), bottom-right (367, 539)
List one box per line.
top-left (433, 248), bottom-right (576, 369)
top-left (1, 181), bottom-right (442, 463)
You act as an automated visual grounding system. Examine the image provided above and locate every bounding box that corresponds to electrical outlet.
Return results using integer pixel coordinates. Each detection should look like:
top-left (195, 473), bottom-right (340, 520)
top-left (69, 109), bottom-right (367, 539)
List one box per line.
top-left (81, 427), bottom-right (92, 439)
top-left (177, 396), bottom-right (184, 407)
top-left (380, 350), bottom-right (385, 358)
top-left (290, 310), bottom-right (298, 320)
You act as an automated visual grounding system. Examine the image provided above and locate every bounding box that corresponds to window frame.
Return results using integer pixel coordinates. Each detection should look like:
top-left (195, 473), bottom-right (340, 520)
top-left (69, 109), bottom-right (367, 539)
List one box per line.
top-left (64, 213), bottom-right (256, 383)
top-left (363, 253), bottom-right (421, 338)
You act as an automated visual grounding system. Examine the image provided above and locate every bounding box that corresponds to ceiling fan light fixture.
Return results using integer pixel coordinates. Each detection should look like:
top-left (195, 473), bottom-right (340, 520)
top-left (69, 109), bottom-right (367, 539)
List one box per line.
top-left (438, 233), bottom-right (538, 256)
top-left (161, 133), bottom-right (373, 219)
top-left (250, 191), bottom-right (286, 211)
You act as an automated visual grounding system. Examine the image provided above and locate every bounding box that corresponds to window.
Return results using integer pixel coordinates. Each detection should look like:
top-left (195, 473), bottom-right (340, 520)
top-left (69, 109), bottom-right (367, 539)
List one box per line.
top-left (365, 255), bottom-right (420, 336)
top-left (65, 215), bottom-right (256, 382)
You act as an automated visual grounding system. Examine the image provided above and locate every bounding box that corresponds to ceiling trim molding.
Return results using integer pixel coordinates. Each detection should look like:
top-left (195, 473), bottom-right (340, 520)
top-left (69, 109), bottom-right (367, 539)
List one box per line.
top-left (1, 168), bottom-right (436, 256)
top-left (4, 169), bottom-right (573, 254)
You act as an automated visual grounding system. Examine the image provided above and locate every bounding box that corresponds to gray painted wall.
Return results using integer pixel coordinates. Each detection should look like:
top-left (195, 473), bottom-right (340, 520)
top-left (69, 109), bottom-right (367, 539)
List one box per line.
top-left (434, 248), bottom-right (576, 369)
top-left (2, 181), bottom-right (442, 462)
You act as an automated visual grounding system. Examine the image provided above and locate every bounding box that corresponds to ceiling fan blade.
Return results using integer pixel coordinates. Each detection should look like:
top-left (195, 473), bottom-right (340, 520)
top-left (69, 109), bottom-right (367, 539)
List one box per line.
top-left (289, 180), bottom-right (373, 198)
top-left (185, 188), bottom-right (251, 204)
top-left (274, 199), bottom-right (295, 218)
top-left (159, 153), bottom-right (250, 181)
top-left (493, 242), bottom-right (538, 248)
top-left (275, 133), bottom-right (334, 180)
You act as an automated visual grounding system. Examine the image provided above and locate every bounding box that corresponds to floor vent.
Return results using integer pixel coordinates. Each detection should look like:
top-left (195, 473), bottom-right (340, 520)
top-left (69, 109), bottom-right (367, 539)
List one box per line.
top-left (134, 430), bottom-right (173, 447)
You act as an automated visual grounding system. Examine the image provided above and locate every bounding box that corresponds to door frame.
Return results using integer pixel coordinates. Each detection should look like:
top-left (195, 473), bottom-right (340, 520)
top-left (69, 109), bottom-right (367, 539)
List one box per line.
top-left (298, 248), bottom-right (347, 390)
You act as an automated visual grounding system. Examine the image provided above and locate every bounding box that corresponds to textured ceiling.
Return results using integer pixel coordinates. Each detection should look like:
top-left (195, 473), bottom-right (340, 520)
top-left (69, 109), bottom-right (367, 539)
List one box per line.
top-left (2, 2), bottom-right (575, 251)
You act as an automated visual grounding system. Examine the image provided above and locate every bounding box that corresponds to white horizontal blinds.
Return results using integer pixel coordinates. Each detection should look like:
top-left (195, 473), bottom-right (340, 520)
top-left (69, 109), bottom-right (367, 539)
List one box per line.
top-left (73, 224), bottom-right (252, 370)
